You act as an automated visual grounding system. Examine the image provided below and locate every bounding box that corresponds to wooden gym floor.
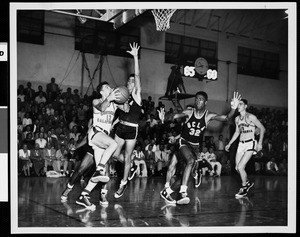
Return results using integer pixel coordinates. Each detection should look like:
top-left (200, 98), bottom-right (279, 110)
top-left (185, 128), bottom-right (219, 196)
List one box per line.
top-left (16, 174), bottom-right (288, 233)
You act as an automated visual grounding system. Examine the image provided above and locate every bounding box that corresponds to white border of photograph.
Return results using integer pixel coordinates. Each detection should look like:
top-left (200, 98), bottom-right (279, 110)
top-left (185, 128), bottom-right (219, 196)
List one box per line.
top-left (10, 2), bottom-right (297, 234)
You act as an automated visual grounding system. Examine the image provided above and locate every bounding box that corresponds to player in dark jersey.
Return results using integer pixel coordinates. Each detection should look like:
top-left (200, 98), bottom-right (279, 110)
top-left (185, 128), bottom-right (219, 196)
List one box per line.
top-left (160, 91), bottom-right (242, 205)
top-left (60, 119), bottom-right (109, 206)
top-left (60, 135), bottom-right (95, 201)
top-left (112, 42), bottom-right (142, 199)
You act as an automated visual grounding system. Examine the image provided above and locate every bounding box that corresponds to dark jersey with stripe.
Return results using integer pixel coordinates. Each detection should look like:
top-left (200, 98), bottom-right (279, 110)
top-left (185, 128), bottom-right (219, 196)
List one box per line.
top-left (118, 95), bottom-right (141, 124)
top-left (180, 109), bottom-right (207, 145)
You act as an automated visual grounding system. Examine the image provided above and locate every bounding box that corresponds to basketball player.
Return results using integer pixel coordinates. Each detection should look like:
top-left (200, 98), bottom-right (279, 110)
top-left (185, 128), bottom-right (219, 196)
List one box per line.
top-left (112, 42), bottom-right (143, 199)
top-left (225, 99), bottom-right (265, 198)
top-left (60, 118), bottom-right (109, 206)
top-left (160, 91), bottom-right (242, 205)
top-left (76, 82), bottom-right (128, 208)
top-left (157, 106), bottom-right (187, 195)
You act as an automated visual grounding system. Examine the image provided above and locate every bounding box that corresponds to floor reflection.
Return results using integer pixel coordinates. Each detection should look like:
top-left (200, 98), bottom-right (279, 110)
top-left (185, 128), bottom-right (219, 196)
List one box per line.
top-left (17, 175), bottom-right (288, 228)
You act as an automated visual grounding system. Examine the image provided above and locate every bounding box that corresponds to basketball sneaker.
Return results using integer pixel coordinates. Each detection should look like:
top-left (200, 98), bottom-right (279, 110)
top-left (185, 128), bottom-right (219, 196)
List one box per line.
top-left (61, 186), bottom-right (73, 202)
top-left (76, 194), bottom-right (96, 209)
top-left (245, 180), bottom-right (254, 192)
top-left (235, 181), bottom-right (254, 198)
top-left (177, 192), bottom-right (190, 205)
top-left (194, 170), bottom-right (202, 188)
top-left (90, 169), bottom-right (110, 183)
top-left (128, 164), bottom-right (138, 181)
top-left (160, 188), bottom-right (176, 205)
top-left (99, 192), bottom-right (109, 206)
top-left (114, 181), bottom-right (128, 199)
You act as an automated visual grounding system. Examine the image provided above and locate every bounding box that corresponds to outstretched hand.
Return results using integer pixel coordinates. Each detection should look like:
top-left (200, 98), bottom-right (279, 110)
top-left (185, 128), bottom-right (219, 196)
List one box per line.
top-left (230, 91), bottom-right (242, 109)
top-left (225, 144), bottom-right (230, 152)
top-left (126, 42), bottom-right (140, 57)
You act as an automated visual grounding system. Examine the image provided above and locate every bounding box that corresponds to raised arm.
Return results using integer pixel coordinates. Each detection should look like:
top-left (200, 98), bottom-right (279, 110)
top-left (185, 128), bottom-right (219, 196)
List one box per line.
top-left (207, 91), bottom-right (241, 123)
top-left (157, 107), bottom-right (191, 124)
top-left (127, 42), bottom-right (141, 93)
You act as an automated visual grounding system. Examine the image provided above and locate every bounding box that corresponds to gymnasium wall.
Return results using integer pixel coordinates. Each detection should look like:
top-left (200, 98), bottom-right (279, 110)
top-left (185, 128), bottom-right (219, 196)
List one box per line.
top-left (16, 12), bottom-right (288, 139)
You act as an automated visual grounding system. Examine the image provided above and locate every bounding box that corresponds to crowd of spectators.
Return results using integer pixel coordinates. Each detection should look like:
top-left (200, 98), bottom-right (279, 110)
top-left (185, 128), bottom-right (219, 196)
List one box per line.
top-left (17, 78), bottom-right (288, 178)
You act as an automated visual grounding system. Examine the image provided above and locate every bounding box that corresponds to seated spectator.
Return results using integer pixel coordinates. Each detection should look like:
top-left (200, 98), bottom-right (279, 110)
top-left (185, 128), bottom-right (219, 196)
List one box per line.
top-left (22, 132), bottom-right (35, 150)
top-left (145, 139), bottom-right (157, 152)
top-left (45, 130), bottom-right (59, 150)
top-left (206, 136), bottom-right (216, 152)
top-left (66, 138), bottom-right (77, 174)
top-left (221, 159), bottom-right (232, 176)
top-left (216, 134), bottom-right (226, 164)
top-left (77, 102), bottom-right (86, 122)
top-left (17, 117), bottom-right (23, 135)
top-left (68, 116), bottom-right (78, 131)
top-left (254, 159), bottom-right (263, 175)
top-left (69, 125), bottom-right (81, 143)
top-left (24, 81), bottom-right (35, 102)
top-left (35, 85), bottom-right (47, 99)
top-left (147, 114), bottom-right (158, 134)
top-left (207, 146), bottom-right (222, 176)
top-left (195, 146), bottom-right (213, 176)
top-left (18, 144), bottom-right (32, 177)
top-left (265, 157), bottom-right (279, 175)
top-left (31, 118), bottom-right (41, 135)
top-left (30, 143), bottom-right (45, 176)
top-left (278, 158), bottom-right (287, 176)
top-left (35, 132), bottom-right (47, 149)
top-left (154, 143), bottom-right (169, 176)
top-left (73, 89), bottom-right (81, 104)
top-left (131, 145), bottom-right (147, 177)
top-left (22, 112), bottom-right (32, 128)
top-left (54, 144), bottom-right (68, 176)
top-left (18, 107), bottom-right (26, 122)
top-left (50, 128), bottom-right (58, 140)
top-left (42, 142), bottom-right (56, 173)
top-left (45, 103), bottom-right (55, 116)
top-left (17, 88), bottom-right (26, 103)
top-left (57, 132), bottom-right (69, 148)
top-left (144, 144), bottom-right (156, 176)
top-left (35, 91), bottom-right (47, 104)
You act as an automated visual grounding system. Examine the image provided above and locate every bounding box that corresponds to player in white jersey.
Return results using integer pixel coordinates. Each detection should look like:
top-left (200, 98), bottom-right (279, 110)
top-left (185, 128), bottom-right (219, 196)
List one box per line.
top-left (225, 99), bottom-right (265, 198)
top-left (76, 82), bottom-right (129, 209)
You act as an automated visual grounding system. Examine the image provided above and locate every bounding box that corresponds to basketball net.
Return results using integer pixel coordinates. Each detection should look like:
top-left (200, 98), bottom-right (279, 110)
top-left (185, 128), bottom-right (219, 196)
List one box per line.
top-left (151, 9), bottom-right (176, 31)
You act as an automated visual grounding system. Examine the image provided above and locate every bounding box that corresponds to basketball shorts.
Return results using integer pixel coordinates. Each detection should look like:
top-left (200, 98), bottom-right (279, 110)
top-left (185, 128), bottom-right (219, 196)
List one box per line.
top-left (74, 143), bottom-right (94, 161)
top-left (88, 126), bottom-right (109, 148)
top-left (237, 139), bottom-right (257, 155)
top-left (179, 138), bottom-right (199, 161)
top-left (115, 123), bottom-right (138, 140)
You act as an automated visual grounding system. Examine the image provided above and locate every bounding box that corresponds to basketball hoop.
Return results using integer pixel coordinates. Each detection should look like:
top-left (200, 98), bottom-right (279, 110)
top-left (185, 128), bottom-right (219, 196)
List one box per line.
top-left (151, 9), bottom-right (176, 31)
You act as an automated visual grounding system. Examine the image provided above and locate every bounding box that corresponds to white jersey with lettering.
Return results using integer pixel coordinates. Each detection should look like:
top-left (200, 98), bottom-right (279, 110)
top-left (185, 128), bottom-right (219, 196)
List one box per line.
top-left (237, 113), bottom-right (256, 141)
top-left (93, 99), bottom-right (116, 133)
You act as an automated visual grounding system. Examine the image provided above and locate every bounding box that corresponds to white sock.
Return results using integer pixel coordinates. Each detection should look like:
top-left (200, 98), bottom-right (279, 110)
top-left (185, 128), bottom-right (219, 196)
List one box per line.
top-left (179, 185), bottom-right (187, 193)
top-left (166, 187), bottom-right (173, 195)
top-left (67, 183), bottom-right (74, 189)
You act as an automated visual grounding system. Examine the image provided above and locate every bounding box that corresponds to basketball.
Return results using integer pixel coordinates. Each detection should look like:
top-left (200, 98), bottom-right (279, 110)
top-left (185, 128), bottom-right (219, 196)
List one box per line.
top-left (115, 86), bottom-right (130, 104)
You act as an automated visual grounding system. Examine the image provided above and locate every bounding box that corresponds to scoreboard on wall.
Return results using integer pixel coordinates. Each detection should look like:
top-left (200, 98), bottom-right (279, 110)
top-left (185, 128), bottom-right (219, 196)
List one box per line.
top-left (180, 57), bottom-right (218, 81)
